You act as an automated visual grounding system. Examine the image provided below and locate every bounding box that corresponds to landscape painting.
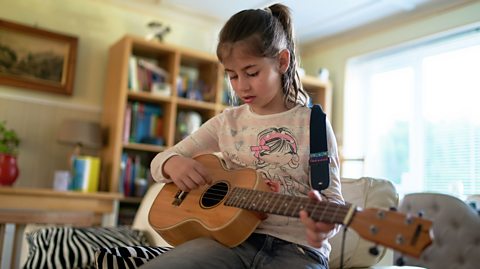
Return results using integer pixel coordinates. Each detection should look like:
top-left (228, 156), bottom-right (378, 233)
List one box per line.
top-left (0, 19), bottom-right (78, 95)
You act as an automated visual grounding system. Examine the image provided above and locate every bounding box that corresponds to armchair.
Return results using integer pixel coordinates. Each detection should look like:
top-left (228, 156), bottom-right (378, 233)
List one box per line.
top-left (395, 193), bottom-right (480, 269)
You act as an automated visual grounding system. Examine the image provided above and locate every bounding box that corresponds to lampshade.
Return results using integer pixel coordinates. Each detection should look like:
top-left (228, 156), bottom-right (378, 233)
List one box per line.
top-left (57, 119), bottom-right (102, 149)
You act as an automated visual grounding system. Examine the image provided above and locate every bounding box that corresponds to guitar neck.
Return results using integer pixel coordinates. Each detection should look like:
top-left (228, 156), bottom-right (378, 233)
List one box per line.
top-left (225, 187), bottom-right (354, 225)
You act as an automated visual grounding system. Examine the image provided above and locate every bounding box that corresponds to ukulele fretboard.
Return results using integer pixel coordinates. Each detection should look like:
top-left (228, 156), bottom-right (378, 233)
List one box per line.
top-left (224, 187), bottom-right (353, 225)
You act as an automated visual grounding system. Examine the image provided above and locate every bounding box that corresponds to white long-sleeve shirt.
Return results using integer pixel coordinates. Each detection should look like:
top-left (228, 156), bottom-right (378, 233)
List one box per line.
top-left (151, 104), bottom-right (344, 258)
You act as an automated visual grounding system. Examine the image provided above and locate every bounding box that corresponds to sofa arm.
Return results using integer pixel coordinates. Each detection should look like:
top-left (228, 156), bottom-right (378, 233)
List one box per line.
top-left (329, 177), bottom-right (398, 269)
top-left (132, 183), bottom-right (172, 247)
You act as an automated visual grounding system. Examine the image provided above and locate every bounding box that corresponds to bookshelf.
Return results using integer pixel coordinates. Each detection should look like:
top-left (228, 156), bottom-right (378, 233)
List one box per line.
top-left (100, 35), bottom-right (332, 225)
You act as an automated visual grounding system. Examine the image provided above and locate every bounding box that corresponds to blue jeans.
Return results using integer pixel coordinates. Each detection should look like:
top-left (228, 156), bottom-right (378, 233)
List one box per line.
top-left (139, 233), bottom-right (329, 269)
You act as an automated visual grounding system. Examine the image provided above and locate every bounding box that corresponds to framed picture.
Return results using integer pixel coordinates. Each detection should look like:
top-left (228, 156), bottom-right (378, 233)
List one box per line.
top-left (0, 19), bottom-right (78, 95)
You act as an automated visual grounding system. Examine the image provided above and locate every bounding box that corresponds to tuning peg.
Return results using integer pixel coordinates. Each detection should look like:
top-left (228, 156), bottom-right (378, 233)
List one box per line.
top-left (368, 246), bottom-right (379, 256)
top-left (418, 210), bottom-right (424, 217)
top-left (395, 256), bottom-right (405, 266)
top-left (389, 206), bottom-right (397, 211)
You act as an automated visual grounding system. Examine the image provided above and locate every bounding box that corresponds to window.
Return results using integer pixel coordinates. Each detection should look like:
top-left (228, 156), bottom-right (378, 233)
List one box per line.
top-left (343, 26), bottom-right (480, 198)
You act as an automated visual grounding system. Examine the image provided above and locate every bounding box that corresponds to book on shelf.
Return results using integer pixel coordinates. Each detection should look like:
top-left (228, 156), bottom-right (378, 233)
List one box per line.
top-left (176, 66), bottom-right (214, 102)
top-left (70, 156), bottom-right (101, 193)
top-left (117, 205), bottom-right (139, 226)
top-left (123, 103), bottom-right (132, 143)
top-left (119, 152), bottom-right (152, 197)
top-left (128, 55), bottom-right (171, 96)
top-left (123, 101), bottom-right (164, 145)
top-left (128, 56), bottom-right (138, 92)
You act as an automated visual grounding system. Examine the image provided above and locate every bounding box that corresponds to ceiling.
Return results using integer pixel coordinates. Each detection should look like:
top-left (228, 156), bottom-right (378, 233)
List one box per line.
top-left (116, 0), bottom-right (470, 45)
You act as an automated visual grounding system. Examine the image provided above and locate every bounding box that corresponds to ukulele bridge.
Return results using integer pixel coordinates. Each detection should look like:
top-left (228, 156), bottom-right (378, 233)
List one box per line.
top-left (172, 190), bottom-right (189, 206)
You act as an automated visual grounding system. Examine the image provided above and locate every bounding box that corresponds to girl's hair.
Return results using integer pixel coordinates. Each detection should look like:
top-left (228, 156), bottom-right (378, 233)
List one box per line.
top-left (216, 3), bottom-right (309, 107)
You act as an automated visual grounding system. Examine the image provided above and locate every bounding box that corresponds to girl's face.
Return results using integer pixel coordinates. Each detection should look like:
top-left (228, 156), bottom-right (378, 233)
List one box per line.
top-left (222, 43), bottom-right (290, 115)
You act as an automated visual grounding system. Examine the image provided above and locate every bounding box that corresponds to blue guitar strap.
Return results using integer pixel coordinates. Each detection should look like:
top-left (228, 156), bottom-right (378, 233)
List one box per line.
top-left (309, 104), bottom-right (330, 191)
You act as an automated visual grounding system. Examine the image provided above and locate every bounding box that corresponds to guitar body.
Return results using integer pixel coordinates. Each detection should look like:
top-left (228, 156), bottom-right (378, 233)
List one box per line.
top-left (148, 154), bottom-right (271, 247)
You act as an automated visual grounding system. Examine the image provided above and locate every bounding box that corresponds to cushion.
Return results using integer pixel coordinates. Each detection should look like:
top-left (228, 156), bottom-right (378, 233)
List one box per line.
top-left (132, 182), bottom-right (172, 247)
top-left (328, 177), bottom-right (398, 269)
top-left (23, 226), bottom-right (148, 269)
top-left (95, 245), bottom-right (172, 269)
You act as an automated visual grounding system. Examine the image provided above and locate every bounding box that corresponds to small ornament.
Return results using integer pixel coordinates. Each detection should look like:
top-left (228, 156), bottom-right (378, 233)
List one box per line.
top-left (146, 21), bottom-right (171, 42)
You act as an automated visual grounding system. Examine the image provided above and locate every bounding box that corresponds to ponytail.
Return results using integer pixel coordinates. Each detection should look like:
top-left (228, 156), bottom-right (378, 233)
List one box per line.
top-left (269, 4), bottom-right (305, 107)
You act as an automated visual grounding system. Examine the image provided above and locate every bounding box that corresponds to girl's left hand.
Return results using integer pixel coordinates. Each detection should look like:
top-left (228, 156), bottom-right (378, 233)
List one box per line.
top-left (299, 190), bottom-right (336, 248)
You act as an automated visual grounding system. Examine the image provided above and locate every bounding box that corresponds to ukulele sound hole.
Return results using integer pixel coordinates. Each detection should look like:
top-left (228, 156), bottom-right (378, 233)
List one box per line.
top-left (201, 181), bottom-right (229, 208)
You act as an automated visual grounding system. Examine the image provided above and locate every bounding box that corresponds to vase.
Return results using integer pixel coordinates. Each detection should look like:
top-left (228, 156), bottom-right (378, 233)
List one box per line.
top-left (0, 153), bottom-right (19, 186)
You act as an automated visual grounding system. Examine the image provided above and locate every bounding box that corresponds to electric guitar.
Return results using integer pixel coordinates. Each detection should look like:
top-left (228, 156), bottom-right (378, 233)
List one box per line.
top-left (148, 154), bottom-right (433, 258)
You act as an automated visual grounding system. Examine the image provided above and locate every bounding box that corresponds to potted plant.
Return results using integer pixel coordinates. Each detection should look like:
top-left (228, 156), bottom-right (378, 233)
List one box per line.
top-left (0, 121), bottom-right (20, 185)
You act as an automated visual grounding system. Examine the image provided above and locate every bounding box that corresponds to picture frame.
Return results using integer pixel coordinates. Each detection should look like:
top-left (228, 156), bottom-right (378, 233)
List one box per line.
top-left (0, 19), bottom-right (78, 95)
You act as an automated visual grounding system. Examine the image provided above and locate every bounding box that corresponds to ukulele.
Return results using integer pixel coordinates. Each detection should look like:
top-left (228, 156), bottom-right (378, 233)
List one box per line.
top-left (149, 154), bottom-right (433, 258)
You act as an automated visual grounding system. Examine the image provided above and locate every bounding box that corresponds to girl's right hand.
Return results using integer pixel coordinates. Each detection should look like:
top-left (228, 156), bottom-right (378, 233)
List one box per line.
top-left (163, 155), bottom-right (211, 191)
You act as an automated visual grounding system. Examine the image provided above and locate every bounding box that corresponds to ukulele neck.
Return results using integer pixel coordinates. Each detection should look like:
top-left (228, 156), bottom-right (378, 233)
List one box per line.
top-left (224, 187), bottom-right (355, 225)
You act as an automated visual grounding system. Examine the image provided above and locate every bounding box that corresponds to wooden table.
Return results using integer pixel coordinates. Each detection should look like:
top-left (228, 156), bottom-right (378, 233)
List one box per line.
top-left (0, 187), bottom-right (122, 269)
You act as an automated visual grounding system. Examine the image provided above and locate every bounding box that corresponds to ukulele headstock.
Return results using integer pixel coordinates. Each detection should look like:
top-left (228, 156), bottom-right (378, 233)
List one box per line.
top-left (348, 207), bottom-right (433, 258)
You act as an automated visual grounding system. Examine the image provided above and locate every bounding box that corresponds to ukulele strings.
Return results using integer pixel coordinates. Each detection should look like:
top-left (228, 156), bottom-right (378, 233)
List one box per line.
top-left (195, 185), bottom-right (350, 220)
top-left (200, 185), bottom-right (350, 213)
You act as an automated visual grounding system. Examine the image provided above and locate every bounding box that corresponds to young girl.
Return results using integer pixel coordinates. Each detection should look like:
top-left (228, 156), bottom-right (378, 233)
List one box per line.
top-left (143, 3), bottom-right (343, 269)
